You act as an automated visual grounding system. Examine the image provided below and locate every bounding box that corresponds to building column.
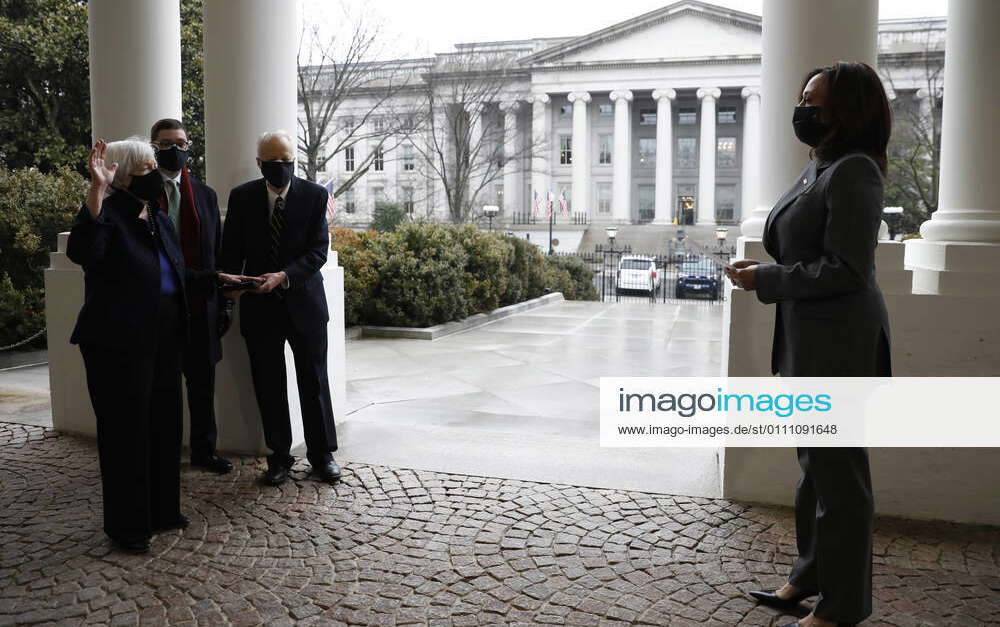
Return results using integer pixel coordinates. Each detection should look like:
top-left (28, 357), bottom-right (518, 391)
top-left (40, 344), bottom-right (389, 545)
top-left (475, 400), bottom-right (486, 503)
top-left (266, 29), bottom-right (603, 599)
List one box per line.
top-left (652, 88), bottom-right (676, 225)
top-left (609, 90), bottom-right (633, 223)
top-left (500, 100), bottom-right (521, 215)
top-left (914, 87), bottom-right (936, 128)
top-left (203, 0), bottom-right (299, 209)
top-left (568, 91), bottom-right (592, 218)
top-left (528, 93), bottom-right (551, 216)
top-left (87, 0), bottom-right (182, 142)
top-left (466, 103), bottom-right (484, 210)
top-left (739, 0), bottom-right (878, 238)
top-left (906, 0), bottom-right (1000, 295)
top-left (740, 87), bottom-right (761, 225)
top-left (696, 87), bottom-right (721, 225)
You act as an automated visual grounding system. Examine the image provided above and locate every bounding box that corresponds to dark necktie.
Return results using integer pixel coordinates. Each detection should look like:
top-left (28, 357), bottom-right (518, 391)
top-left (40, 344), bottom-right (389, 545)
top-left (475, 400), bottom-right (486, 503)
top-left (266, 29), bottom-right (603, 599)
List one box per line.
top-left (268, 195), bottom-right (286, 272)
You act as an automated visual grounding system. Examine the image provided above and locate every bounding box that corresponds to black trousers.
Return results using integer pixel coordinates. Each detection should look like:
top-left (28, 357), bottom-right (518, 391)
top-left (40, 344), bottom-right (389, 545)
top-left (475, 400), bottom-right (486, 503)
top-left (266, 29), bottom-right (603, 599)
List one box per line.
top-left (244, 305), bottom-right (337, 470)
top-left (80, 294), bottom-right (184, 544)
top-left (183, 313), bottom-right (218, 459)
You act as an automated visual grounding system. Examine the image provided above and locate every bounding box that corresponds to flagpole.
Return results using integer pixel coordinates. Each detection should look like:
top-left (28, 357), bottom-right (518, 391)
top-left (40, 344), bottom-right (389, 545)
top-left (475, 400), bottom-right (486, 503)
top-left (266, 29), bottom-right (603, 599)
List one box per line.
top-left (548, 192), bottom-right (554, 255)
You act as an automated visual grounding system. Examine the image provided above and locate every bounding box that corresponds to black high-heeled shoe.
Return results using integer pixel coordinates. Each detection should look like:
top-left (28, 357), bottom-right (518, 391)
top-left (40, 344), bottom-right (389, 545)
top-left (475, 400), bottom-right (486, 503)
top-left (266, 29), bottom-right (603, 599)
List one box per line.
top-left (748, 586), bottom-right (819, 608)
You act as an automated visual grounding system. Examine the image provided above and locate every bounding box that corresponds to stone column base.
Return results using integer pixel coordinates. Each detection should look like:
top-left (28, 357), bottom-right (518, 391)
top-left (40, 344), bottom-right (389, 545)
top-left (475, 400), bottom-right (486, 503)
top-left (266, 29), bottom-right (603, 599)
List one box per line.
top-left (904, 239), bottom-right (1000, 296)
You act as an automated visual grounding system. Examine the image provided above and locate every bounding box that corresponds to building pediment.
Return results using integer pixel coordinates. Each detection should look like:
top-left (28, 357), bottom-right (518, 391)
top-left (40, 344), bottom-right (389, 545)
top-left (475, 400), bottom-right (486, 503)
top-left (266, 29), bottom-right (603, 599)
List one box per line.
top-left (521, 1), bottom-right (761, 67)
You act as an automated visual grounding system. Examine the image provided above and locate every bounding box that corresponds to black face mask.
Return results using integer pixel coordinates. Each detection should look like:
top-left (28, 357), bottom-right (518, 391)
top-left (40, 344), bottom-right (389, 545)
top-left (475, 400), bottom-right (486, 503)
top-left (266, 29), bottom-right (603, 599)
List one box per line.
top-left (260, 160), bottom-right (294, 189)
top-left (126, 169), bottom-right (164, 203)
top-left (155, 145), bottom-right (189, 172)
top-left (792, 105), bottom-right (830, 147)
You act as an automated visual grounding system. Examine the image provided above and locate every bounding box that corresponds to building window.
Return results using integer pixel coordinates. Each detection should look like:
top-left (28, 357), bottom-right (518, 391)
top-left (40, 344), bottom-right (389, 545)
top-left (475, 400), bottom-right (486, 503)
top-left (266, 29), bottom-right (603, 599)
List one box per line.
top-left (344, 189), bottom-right (356, 214)
top-left (717, 137), bottom-right (737, 168)
top-left (402, 186), bottom-right (414, 214)
top-left (559, 104), bottom-right (572, 119)
top-left (716, 184), bottom-right (737, 222)
top-left (372, 117), bottom-right (387, 133)
top-left (400, 114), bottom-right (416, 131)
top-left (638, 138), bottom-right (656, 165)
top-left (373, 148), bottom-right (384, 171)
top-left (678, 108), bottom-right (697, 125)
top-left (371, 186), bottom-right (384, 209)
top-left (598, 134), bottom-right (612, 165)
top-left (677, 137), bottom-right (697, 168)
top-left (402, 145), bottom-right (414, 171)
top-left (718, 106), bottom-right (737, 124)
top-left (639, 109), bottom-right (657, 125)
top-left (494, 183), bottom-right (504, 209)
top-left (560, 135), bottom-right (572, 165)
top-left (597, 183), bottom-right (612, 214)
top-left (638, 185), bottom-right (655, 223)
top-left (339, 116), bottom-right (354, 132)
top-left (344, 146), bottom-right (355, 171)
top-left (598, 103), bottom-right (613, 118)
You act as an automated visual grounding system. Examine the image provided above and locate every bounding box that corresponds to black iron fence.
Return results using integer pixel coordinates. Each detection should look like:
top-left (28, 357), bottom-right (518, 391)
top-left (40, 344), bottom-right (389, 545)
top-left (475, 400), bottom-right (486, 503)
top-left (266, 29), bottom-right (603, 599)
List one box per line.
top-left (552, 244), bottom-right (732, 304)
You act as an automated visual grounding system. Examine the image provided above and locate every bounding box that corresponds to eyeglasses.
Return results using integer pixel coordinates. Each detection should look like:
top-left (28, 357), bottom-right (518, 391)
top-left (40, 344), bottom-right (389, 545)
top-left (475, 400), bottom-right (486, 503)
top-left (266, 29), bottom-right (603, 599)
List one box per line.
top-left (152, 140), bottom-right (193, 151)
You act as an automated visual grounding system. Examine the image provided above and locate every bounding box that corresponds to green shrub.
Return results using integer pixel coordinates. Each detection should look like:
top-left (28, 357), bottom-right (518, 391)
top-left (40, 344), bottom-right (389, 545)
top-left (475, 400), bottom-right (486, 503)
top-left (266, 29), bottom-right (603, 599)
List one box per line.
top-left (452, 224), bottom-right (510, 313)
top-left (369, 222), bottom-right (469, 327)
top-left (330, 227), bottom-right (379, 327)
top-left (0, 167), bottom-right (88, 348)
top-left (370, 201), bottom-right (408, 233)
top-left (543, 254), bottom-right (599, 300)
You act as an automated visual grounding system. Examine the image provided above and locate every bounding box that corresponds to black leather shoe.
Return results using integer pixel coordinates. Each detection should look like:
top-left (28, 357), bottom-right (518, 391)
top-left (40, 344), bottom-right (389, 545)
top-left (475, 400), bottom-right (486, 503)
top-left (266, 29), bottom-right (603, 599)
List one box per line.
top-left (260, 465), bottom-right (288, 486)
top-left (312, 458), bottom-right (342, 483)
top-left (749, 587), bottom-right (819, 608)
top-left (191, 453), bottom-right (233, 474)
top-left (111, 536), bottom-right (150, 554)
top-left (153, 514), bottom-right (190, 532)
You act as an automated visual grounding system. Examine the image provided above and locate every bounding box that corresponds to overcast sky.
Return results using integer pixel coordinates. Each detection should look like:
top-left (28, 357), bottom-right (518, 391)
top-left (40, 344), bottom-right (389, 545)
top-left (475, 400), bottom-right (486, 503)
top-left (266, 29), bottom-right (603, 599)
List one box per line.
top-left (300, 0), bottom-right (949, 59)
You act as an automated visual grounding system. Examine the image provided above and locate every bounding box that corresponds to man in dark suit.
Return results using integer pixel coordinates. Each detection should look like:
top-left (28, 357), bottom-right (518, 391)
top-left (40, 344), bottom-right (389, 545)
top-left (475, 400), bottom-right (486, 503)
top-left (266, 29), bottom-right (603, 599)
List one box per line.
top-left (219, 130), bottom-right (340, 485)
top-left (151, 119), bottom-right (233, 474)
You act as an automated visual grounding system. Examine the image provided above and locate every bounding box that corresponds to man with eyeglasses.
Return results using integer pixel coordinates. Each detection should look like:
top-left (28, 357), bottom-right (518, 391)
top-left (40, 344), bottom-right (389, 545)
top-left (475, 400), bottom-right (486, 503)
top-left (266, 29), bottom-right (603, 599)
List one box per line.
top-left (150, 118), bottom-right (234, 475)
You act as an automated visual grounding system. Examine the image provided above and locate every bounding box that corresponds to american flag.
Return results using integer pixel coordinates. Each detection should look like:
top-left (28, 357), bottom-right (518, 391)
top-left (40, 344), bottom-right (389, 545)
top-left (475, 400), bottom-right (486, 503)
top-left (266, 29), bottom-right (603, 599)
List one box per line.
top-left (532, 190), bottom-right (541, 218)
top-left (558, 190), bottom-right (569, 216)
top-left (322, 180), bottom-right (337, 222)
top-left (547, 190), bottom-right (555, 218)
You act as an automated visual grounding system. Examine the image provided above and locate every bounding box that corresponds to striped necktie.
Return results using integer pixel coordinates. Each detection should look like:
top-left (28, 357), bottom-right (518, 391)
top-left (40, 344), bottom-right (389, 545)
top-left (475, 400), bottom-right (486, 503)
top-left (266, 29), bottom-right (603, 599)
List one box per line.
top-left (268, 195), bottom-right (286, 272)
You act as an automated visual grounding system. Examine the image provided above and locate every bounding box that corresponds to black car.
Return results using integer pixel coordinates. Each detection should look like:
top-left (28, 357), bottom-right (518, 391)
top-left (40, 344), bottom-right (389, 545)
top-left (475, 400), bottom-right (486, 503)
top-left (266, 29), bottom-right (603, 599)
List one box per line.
top-left (675, 259), bottom-right (721, 299)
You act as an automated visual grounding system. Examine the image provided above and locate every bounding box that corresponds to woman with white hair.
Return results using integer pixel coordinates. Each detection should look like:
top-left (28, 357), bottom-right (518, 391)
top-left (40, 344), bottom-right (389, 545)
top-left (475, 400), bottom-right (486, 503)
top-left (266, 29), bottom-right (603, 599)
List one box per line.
top-left (67, 137), bottom-right (256, 553)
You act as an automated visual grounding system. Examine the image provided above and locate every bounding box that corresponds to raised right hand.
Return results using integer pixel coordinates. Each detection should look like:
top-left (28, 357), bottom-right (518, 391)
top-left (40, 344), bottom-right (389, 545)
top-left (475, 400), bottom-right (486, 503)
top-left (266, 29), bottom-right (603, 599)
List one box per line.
top-left (88, 139), bottom-right (118, 188)
top-left (730, 259), bottom-right (761, 269)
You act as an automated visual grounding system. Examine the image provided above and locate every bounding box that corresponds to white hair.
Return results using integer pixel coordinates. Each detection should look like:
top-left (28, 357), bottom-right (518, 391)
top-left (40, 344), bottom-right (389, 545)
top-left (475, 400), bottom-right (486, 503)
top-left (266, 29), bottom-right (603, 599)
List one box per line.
top-left (104, 136), bottom-right (155, 189)
top-left (257, 130), bottom-right (294, 154)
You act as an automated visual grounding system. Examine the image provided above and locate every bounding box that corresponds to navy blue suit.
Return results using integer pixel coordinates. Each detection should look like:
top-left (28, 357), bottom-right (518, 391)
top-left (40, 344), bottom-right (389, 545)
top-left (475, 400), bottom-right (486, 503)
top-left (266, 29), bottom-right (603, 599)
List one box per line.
top-left (163, 172), bottom-right (227, 460)
top-left (219, 175), bottom-right (336, 469)
top-left (67, 190), bottom-right (215, 545)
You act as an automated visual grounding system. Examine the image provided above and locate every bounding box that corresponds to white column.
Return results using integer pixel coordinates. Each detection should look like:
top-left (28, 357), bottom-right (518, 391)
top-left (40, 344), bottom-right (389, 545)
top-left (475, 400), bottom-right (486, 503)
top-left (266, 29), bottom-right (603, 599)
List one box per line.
top-left (740, 87), bottom-right (761, 225)
top-left (568, 91), bottom-right (592, 218)
top-left (466, 103), bottom-right (484, 210)
top-left (203, 0), bottom-right (300, 209)
top-left (87, 0), bottom-right (181, 142)
top-left (696, 87), bottom-right (721, 225)
top-left (906, 0), bottom-right (1000, 295)
top-left (914, 88), bottom-right (936, 130)
top-left (652, 88), bottom-right (676, 224)
top-left (500, 101), bottom-right (521, 215)
top-left (609, 90), bottom-right (633, 223)
top-left (739, 0), bottom-right (878, 238)
top-left (528, 93), bottom-right (551, 216)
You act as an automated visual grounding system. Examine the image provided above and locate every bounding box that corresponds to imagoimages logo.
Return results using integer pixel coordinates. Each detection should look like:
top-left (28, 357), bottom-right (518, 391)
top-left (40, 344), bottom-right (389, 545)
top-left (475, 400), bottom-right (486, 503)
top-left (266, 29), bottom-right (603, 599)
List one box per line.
top-left (617, 387), bottom-right (833, 418)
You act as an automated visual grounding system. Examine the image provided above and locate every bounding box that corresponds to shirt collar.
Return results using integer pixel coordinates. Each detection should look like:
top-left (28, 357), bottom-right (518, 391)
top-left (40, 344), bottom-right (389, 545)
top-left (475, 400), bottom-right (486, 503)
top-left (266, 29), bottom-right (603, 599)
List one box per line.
top-left (266, 176), bottom-right (292, 201)
top-left (160, 169), bottom-right (181, 185)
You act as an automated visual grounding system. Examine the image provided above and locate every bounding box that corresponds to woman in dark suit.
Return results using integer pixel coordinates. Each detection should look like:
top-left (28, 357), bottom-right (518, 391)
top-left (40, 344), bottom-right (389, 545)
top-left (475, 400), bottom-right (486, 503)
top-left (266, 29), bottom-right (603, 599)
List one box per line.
top-left (67, 138), bottom-right (254, 553)
top-left (727, 62), bottom-right (892, 627)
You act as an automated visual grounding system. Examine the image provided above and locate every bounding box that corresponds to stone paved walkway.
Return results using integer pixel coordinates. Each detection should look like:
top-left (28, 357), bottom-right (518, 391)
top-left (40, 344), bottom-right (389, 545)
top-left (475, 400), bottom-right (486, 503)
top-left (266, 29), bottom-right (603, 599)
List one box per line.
top-left (1, 423), bottom-right (998, 626)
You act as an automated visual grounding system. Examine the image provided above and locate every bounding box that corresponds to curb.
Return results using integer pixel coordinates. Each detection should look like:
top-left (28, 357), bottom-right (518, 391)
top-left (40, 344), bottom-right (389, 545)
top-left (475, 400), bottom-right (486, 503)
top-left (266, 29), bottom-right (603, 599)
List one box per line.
top-left (0, 350), bottom-right (48, 371)
top-left (354, 292), bottom-right (565, 340)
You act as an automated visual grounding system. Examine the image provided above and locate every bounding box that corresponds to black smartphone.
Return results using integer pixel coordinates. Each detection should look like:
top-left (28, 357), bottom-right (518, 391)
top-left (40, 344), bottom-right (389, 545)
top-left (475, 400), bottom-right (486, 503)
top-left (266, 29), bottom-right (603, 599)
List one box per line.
top-left (222, 280), bottom-right (261, 291)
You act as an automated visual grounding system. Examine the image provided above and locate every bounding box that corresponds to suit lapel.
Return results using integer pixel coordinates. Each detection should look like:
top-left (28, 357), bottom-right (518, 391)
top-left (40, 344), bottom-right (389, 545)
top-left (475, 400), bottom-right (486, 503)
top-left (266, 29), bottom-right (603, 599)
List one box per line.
top-left (764, 160), bottom-right (819, 250)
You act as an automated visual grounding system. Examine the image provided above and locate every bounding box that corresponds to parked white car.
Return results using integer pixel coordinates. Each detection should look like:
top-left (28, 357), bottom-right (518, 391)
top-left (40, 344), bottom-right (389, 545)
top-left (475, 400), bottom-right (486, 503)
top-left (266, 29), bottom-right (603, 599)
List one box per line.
top-left (616, 255), bottom-right (661, 294)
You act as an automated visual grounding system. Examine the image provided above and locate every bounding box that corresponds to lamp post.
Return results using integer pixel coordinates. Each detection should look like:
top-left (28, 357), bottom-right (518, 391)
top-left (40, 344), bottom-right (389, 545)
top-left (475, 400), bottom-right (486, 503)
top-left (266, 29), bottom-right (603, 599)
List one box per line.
top-left (483, 204), bottom-right (499, 233)
top-left (595, 225), bottom-right (630, 301)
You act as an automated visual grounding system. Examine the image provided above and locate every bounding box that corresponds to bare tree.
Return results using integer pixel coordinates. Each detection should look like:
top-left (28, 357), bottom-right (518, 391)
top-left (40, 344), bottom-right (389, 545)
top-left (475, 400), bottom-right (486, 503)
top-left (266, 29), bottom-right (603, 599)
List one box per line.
top-left (296, 5), bottom-right (428, 197)
top-left (411, 46), bottom-right (546, 224)
top-left (882, 24), bottom-right (945, 235)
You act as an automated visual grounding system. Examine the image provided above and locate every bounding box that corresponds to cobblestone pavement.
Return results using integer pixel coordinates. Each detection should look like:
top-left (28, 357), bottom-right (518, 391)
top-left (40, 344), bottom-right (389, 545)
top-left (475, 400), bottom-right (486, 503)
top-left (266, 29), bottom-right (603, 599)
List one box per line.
top-left (1, 423), bottom-right (998, 626)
